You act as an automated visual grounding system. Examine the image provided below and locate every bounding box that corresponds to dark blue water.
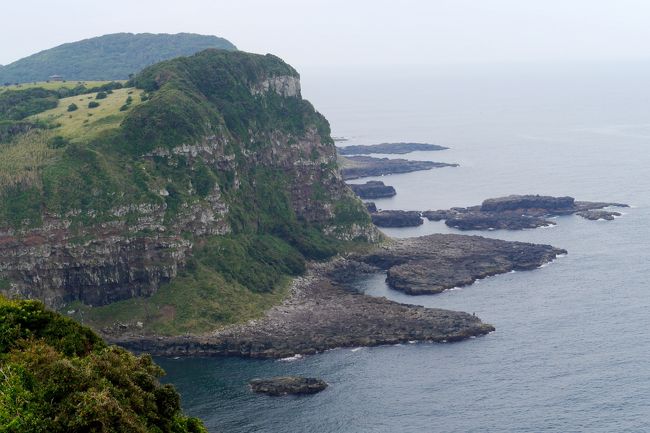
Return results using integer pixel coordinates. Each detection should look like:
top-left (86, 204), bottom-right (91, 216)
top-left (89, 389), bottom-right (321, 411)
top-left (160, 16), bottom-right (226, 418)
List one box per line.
top-left (157, 62), bottom-right (650, 432)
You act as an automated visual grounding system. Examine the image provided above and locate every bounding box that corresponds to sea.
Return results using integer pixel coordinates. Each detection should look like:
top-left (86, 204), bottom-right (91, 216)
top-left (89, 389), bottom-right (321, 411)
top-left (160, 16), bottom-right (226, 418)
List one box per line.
top-left (157, 61), bottom-right (650, 432)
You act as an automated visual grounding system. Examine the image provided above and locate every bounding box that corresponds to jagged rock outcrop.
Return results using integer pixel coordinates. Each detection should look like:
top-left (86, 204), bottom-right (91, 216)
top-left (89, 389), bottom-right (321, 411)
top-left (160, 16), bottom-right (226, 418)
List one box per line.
top-left (576, 210), bottom-right (621, 221)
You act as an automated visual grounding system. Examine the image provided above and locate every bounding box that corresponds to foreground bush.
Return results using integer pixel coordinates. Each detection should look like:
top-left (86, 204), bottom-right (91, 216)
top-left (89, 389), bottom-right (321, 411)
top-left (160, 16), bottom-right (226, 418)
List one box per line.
top-left (0, 296), bottom-right (206, 433)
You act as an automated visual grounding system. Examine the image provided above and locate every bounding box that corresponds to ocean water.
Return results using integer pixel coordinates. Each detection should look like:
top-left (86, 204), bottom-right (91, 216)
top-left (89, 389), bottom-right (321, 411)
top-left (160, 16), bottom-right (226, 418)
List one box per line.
top-left (157, 62), bottom-right (650, 432)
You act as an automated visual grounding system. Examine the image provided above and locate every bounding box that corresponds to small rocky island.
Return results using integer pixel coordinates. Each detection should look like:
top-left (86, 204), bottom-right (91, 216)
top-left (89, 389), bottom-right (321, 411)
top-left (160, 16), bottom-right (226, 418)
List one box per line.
top-left (339, 155), bottom-right (458, 180)
top-left (250, 376), bottom-right (328, 396)
top-left (423, 195), bottom-right (627, 230)
top-left (338, 142), bottom-right (448, 155)
top-left (349, 181), bottom-right (397, 199)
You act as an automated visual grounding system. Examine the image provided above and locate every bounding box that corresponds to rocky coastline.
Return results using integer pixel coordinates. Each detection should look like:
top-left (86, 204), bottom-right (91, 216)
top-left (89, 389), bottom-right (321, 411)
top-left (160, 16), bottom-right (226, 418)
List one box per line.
top-left (337, 142), bottom-right (448, 155)
top-left (106, 233), bottom-right (565, 358)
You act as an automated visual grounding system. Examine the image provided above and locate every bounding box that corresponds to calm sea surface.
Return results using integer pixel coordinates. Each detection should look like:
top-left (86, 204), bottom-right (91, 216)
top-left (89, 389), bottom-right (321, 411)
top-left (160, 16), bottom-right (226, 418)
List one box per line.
top-left (157, 62), bottom-right (650, 432)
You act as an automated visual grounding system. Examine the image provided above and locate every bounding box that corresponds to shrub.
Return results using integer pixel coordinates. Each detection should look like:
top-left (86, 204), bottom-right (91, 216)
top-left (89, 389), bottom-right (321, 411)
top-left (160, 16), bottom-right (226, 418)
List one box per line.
top-left (88, 101), bottom-right (100, 109)
top-left (119, 104), bottom-right (129, 112)
top-left (66, 103), bottom-right (78, 112)
top-left (95, 91), bottom-right (107, 100)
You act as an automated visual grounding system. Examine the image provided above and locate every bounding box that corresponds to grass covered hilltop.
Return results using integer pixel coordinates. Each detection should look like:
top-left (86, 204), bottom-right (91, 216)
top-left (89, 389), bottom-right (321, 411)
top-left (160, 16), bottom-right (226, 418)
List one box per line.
top-left (0, 295), bottom-right (206, 432)
top-left (0, 33), bottom-right (236, 84)
top-left (0, 48), bottom-right (376, 337)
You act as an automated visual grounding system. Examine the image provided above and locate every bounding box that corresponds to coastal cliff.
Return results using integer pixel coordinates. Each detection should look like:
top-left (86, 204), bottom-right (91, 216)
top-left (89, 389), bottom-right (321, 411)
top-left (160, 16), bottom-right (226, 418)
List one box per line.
top-left (0, 50), bottom-right (377, 329)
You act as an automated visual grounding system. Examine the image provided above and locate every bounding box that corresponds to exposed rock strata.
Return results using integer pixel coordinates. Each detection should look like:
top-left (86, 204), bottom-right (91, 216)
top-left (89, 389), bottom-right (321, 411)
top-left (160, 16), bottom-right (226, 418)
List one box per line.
top-left (250, 377), bottom-right (327, 396)
top-left (423, 195), bottom-right (628, 231)
top-left (108, 257), bottom-right (495, 358)
top-left (337, 142), bottom-right (448, 155)
top-left (358, 234), bottom-right (566, 295)
top-left (339, 155), bottom-right (458, 180)
top-left (349, 181), bottom-right (396, 199)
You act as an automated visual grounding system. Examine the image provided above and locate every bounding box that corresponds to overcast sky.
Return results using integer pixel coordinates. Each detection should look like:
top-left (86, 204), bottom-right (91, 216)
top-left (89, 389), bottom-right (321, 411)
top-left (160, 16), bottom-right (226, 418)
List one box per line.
top-left (2, 0), bottom-right (650, 70)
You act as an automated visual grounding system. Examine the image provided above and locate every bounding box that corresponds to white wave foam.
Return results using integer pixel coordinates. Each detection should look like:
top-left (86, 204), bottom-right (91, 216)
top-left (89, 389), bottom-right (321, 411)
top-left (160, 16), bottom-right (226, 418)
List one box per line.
top-left (279, 354), bottom-right (303, 362)
top-left (350, 347), bottom-right (363, 352)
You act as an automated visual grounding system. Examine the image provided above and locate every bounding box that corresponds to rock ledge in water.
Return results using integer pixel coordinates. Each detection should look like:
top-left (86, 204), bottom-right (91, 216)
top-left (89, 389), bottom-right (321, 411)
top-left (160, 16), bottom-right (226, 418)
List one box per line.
top-left (250, 376), bottom-right (328, 396)
top-left (422, 195), bottom-right (628, 231)
top-left (338, 142), bottom-right (448, 155)
top-left (349, 181), bottom-right (397, 199)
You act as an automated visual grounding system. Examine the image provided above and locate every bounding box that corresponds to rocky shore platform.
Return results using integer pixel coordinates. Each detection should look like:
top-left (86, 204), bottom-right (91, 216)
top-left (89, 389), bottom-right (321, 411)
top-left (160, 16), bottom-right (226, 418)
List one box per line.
top-left (107, 234), bottom-right (566, 358)
top-left (338, 142), bottom-right (448, 155)
top-left (423, 195), bottom-right (628, 231)
top-left (339, 155), bottom-right (458, 180)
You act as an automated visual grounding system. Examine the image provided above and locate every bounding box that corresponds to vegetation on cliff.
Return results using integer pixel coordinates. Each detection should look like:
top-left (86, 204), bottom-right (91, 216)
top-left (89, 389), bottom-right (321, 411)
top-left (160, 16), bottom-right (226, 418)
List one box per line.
top-left (0, 33), bottom-right (236, 84)
top-left (0, 295), bottom-right (206, 432)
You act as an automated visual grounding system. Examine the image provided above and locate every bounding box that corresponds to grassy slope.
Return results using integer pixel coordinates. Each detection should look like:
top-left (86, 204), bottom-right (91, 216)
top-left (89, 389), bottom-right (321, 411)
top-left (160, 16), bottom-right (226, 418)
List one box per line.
top-left (30, 87), bottom-right (145, 142)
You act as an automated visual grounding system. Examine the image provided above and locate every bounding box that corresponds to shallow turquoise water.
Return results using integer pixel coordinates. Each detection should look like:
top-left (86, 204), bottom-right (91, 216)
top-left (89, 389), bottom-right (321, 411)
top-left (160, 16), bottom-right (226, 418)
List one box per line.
top-left (157, 62), bottom-right (650, 432)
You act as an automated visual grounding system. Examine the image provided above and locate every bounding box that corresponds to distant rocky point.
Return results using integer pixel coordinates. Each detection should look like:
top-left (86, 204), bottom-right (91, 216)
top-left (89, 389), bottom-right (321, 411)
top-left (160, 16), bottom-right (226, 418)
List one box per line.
top-left (424, 195), bottom-right (628, 231)
top-left (339, 155), bottom-right (458, 180)
top-left (250, 376), bottom-right (328, 396)
top-left (349, 181), bottom-right (396, 199)
top-left (338, 142), bottom-right (448, 155)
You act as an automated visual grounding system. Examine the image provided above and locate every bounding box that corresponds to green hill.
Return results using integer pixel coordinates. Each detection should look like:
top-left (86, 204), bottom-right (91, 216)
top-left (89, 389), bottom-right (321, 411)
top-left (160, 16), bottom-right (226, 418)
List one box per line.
top-left (0, 295), bottom-right (206, 432)
top-left (0, 49), bottom-right (376, 336)
top-left (0, 33), bottom-right (237, 84)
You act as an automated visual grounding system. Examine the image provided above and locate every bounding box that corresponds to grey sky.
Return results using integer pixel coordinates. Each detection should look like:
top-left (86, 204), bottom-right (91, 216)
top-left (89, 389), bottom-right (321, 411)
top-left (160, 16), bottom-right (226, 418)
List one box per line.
top-left (2, 0), bottom-right (649, 70)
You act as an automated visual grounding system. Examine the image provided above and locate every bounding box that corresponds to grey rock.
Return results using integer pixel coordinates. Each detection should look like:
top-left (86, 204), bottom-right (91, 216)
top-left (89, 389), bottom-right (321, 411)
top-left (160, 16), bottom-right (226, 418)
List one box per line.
top-left (339, 155), bottom-right (458, 180)
top-left (250, 376), bottom-right (327, 396)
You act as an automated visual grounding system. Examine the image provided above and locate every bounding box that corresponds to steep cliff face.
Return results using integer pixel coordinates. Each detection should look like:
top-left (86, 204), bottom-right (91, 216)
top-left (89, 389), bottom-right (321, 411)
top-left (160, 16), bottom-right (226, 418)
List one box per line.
top-left (0, 50), bottom-right (376, 313)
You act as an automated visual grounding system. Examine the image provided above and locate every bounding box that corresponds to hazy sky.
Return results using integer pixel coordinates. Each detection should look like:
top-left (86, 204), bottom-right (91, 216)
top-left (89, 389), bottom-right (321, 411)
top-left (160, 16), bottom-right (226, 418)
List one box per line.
top-left (2, 0), bottom-right (650, 70)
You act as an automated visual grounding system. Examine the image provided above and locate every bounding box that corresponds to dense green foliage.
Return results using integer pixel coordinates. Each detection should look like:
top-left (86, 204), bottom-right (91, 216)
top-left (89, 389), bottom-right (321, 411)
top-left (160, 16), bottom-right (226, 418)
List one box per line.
top-left (0, 33), bottom-right (236, 84)
top-left (0, 296), bottom-right (206, 432)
